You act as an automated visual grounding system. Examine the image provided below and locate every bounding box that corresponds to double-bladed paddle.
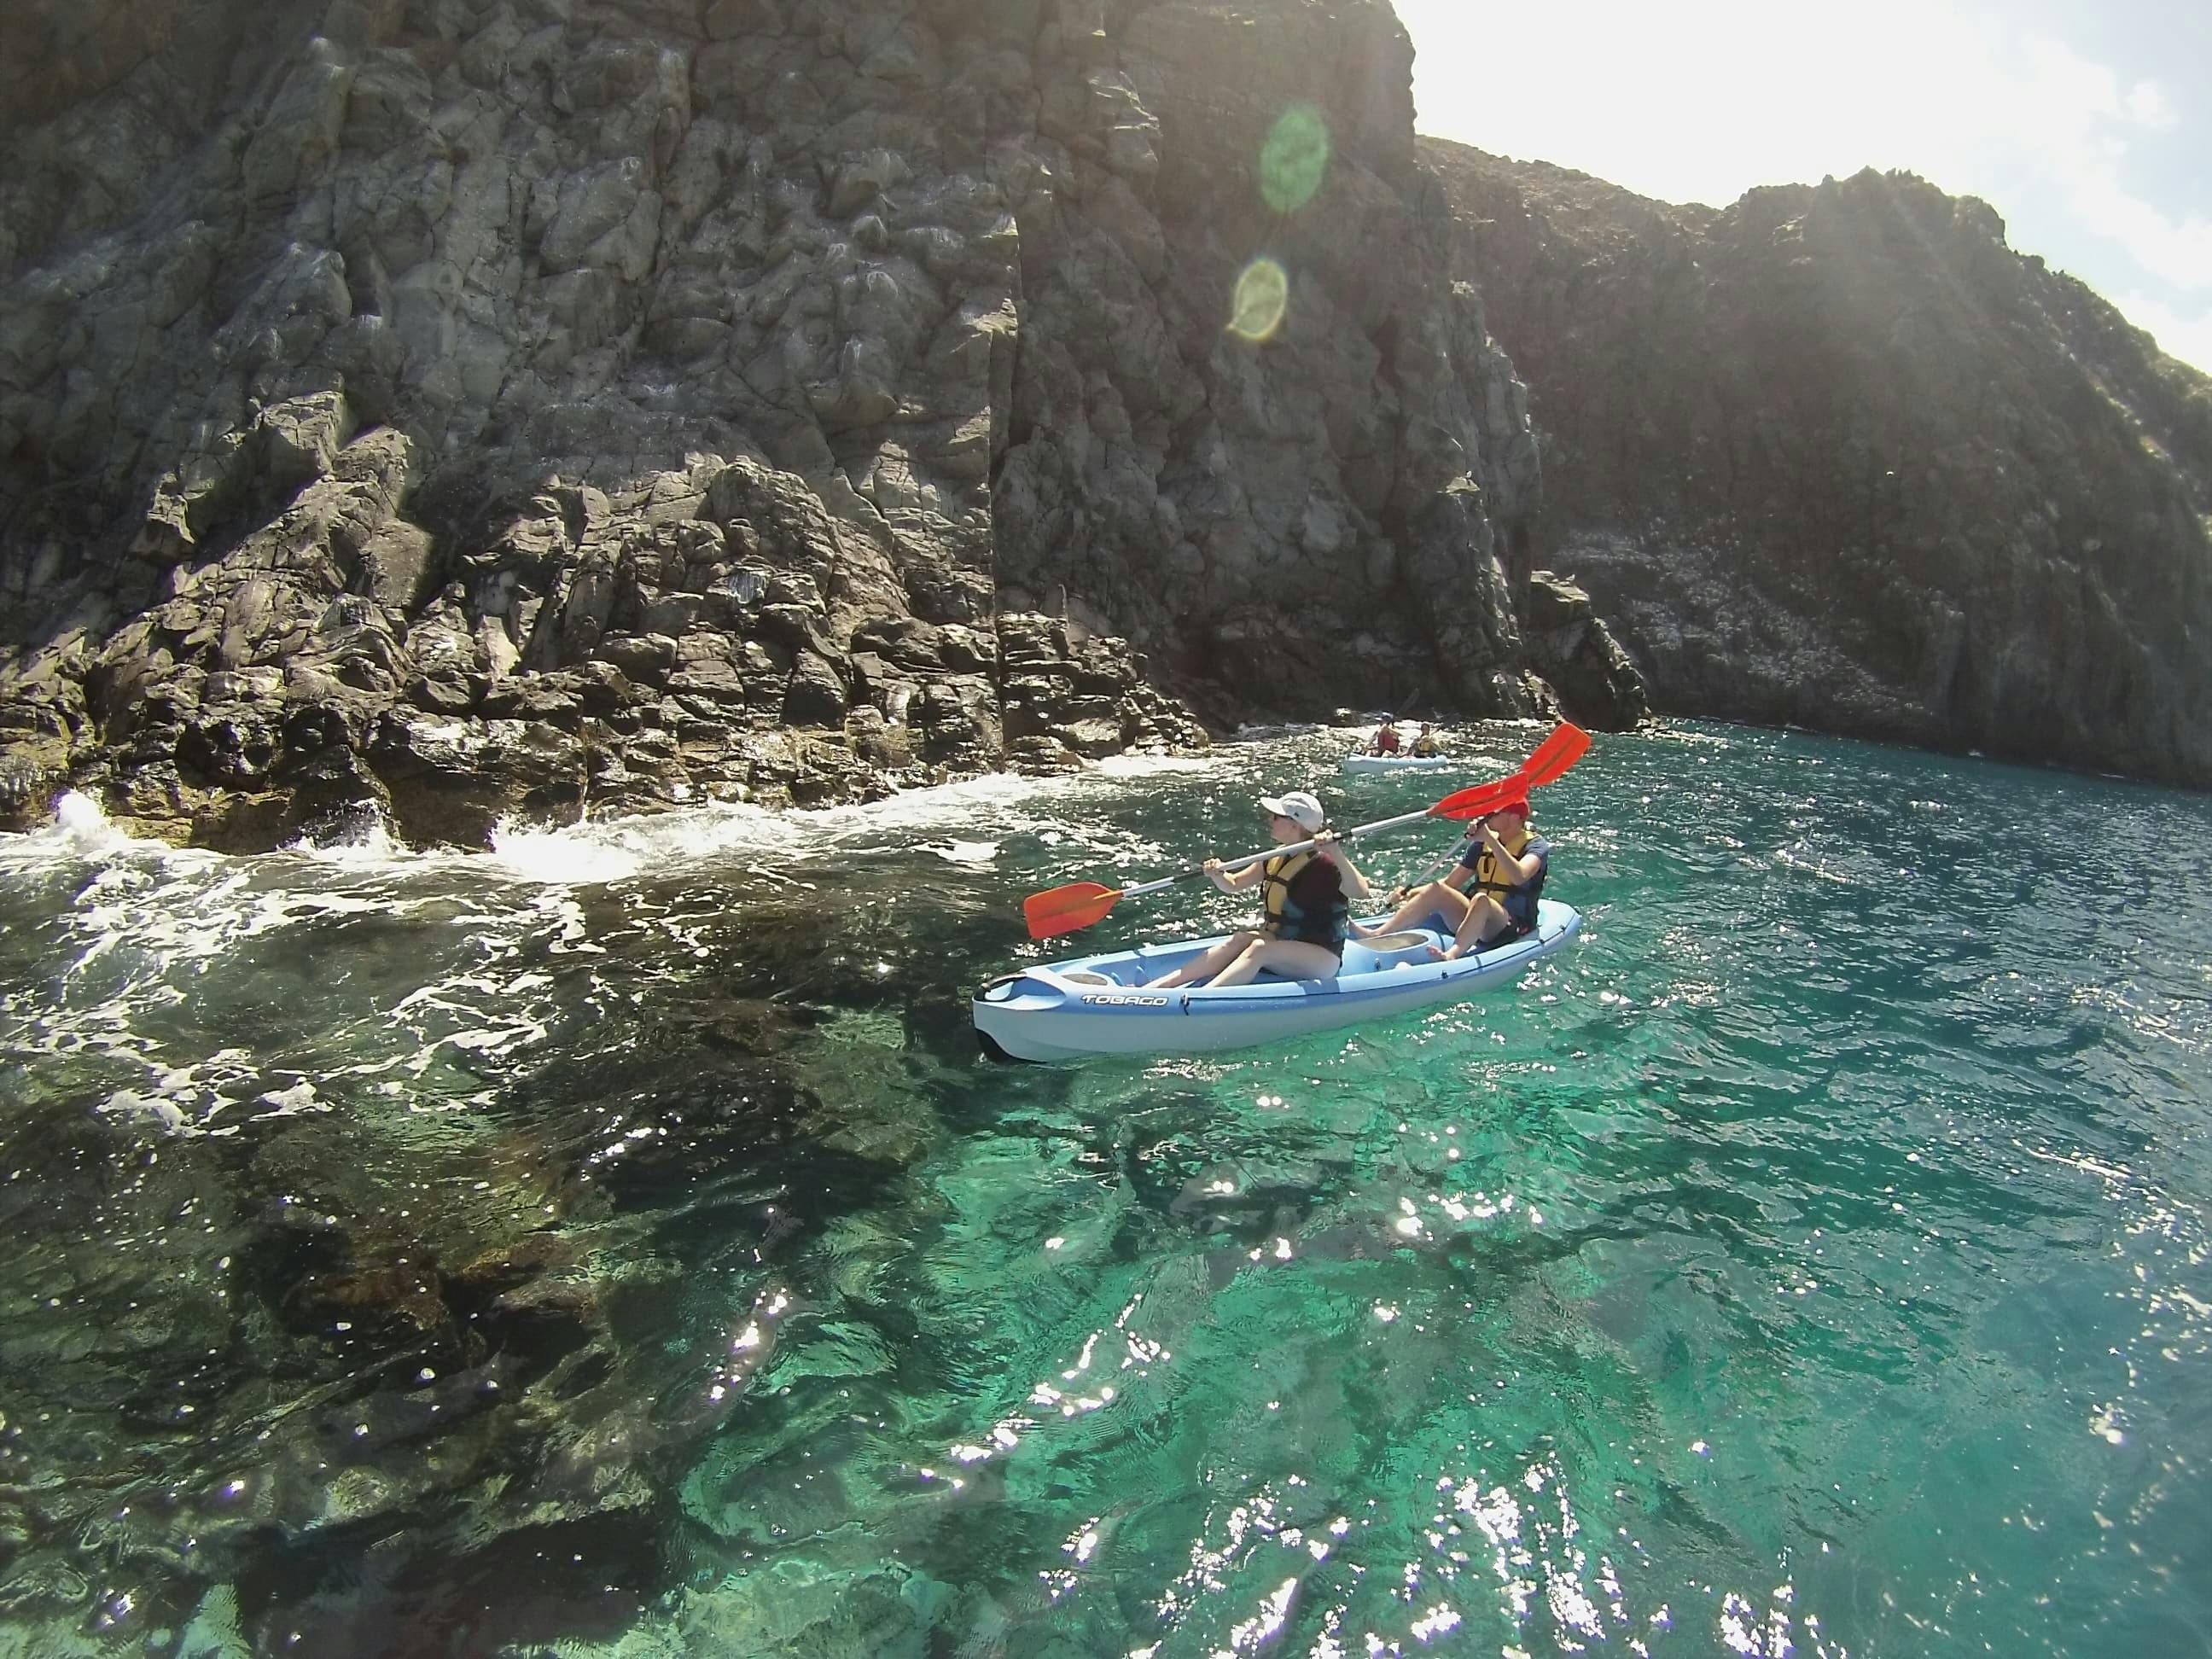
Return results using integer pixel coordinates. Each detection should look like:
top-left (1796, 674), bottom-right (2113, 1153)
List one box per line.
top-left (1427, 719), bottom-right (1590, 821)
top-left (1021, 722), bottom-right (1591, 940)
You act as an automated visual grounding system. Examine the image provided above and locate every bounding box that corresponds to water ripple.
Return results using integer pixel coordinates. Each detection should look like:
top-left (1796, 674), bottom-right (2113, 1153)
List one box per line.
top-left (0, 725), bottom-right (2207, 1653)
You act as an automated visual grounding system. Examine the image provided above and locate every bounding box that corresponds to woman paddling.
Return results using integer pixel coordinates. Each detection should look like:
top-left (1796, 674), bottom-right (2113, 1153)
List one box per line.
top-left (1353, 796), bottom-right (1549, 960)
top-left (1144, 791), bottom-right (1377, 989)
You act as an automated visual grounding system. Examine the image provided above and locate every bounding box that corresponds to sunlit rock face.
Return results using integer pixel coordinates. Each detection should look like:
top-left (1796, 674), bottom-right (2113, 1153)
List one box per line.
top-left (0, 0), bottom-right (1640, 847)
top-left (1424, 141), bottom-right (2212, 790)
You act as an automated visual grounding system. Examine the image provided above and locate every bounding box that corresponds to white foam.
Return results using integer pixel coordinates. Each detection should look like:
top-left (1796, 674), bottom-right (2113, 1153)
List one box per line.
top-left (488, 819), bottom-right (651, 885)
top-left (928, 840), bottom-right (1002, 865)
top-left (0, 790), bottom-right (167, 871)
top-left (55, 789), bottom-right (118, 845)
top-left (0, 749), bottom-right (1260, 1136)
top-left (289, 807), bottom-right (405, 866)
top-left (466, 756), bottom-right (1236, 888)
top-left (9, 751), bottom-right (1243, 899)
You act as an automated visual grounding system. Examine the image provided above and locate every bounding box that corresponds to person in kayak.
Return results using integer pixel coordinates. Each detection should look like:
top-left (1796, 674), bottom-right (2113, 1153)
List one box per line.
top-left (1143, 790), bottom-right (1377, 988)
top-left (1352, 797), bottom-right (1549, 959)
top-left (1410, 724), bottom-right (1441, 758)
top-left (1368, 717), bottom-right (1401, 755)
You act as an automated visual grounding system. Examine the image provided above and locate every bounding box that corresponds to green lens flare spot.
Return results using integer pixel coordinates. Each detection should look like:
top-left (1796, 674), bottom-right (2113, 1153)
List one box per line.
top-left (1260, 104), bottom-right (1331, 215)
top-left (1226, 259), bottom-right (1289, 342)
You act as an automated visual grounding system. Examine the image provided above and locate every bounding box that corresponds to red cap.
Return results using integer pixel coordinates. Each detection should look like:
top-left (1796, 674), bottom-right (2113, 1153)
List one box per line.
top-left (1490, 797), bottom-right (1531, 819)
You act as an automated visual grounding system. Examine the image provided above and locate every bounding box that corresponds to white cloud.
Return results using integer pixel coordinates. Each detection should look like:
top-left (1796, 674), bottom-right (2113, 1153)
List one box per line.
top-left (1397, 0), bottom-right (2206, 342)
top-left (2004, 38), bottom-right (2209, 291)
top-left (1398, 0), bottom-right (2016, 207)
top-left (2056, 175), bottom-right (2212, 293)
top-left (2125, 82), bottom-right (2176, 131)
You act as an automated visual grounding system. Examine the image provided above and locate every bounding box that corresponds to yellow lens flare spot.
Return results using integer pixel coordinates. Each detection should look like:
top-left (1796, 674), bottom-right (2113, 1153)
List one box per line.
top-left (1226, 258), bottom-right (1289, 342)
top-left (1260, 104), bottom-right (1331, 215)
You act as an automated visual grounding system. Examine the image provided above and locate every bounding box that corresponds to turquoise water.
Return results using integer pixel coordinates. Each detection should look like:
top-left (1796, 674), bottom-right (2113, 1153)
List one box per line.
top-left (0, 721), bottom-right (2206, 1656)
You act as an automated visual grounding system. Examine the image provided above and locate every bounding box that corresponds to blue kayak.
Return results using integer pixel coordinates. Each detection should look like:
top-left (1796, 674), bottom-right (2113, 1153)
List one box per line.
top-left (974, 899), bottom-right (1580, 1062)
top-left (1341, 752), bottom-right (1454, 773)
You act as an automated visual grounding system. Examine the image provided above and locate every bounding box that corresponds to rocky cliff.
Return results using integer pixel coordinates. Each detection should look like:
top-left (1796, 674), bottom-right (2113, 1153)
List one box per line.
top-left (1423, 140), bottom-right (2212, 790)
top-left (0, 0), bottom-right (1643, 848)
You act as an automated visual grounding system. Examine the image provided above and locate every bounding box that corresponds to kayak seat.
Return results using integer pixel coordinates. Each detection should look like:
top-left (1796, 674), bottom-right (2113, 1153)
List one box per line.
top-left (1340, 933), bottom-right (1435, 975)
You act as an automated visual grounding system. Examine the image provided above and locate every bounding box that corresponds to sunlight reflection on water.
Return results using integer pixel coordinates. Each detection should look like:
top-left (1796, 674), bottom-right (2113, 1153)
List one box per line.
top-left (0, 724), bottom-right (2206, 1654)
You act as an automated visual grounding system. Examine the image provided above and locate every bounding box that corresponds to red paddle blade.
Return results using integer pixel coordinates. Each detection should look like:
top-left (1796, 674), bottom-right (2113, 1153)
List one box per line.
top-left (1431, 780), bottom-right (1515, 821)
top-left (1429, 722), bottom-right (1592, 819)
top-left (1022, 882), bottom-right (1123, 940)
top-left (1522, 722), bottom-right (1591, 787)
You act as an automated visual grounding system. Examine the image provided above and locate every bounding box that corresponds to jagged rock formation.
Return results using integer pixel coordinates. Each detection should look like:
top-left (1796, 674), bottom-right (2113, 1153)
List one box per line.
top-left (0, 0), bottom-right (1643, 848)
top-left (1423, 141), bottom-right (2212, 789)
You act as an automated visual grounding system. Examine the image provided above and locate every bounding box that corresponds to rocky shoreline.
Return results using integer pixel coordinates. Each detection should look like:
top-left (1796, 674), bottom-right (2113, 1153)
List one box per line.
top-left (0, 405), bottom-right (1212, 851)
top-left (0, 0), bottom-right (1650, 853)
top-left (6, 0), bottom-right (2207, 850)
top-left (1425, 143), bottom-right (2212, 790)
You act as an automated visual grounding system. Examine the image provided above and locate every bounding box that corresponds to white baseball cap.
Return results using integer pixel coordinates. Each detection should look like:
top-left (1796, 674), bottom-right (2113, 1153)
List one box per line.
top-left (1257, 790), bottom-right (1326, 832)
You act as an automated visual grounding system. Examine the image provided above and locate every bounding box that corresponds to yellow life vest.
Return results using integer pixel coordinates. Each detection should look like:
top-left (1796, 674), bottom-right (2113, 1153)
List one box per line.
top-left (1261, 849), bottom-right (1315, 937)
top-left (1469, 825), bottom-right (1546, 932)
top-left (1260, 849), bottom-right (1348, 944)
top-left (1471, 826), bottom-right (1535, 896)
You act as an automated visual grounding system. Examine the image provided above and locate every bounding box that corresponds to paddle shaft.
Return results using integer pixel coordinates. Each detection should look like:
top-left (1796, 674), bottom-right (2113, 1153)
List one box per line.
top-left (1103, 806), bottom-right (1444, 902)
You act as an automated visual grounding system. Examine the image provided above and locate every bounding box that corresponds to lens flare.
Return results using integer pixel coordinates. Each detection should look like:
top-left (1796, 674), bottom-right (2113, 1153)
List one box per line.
top-left (1225, 258), bottom-right (1289, 342)
top-left (1260, 104), bottom-right (1331, 215)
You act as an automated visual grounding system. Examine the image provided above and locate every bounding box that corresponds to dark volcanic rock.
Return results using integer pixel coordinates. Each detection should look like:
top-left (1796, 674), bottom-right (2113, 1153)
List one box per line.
top-left (1524, 569), bottom-right (1647, 731)
top-left (1424, 142), bottom-right (2212, 789)
top-left (0, 0), bottom-right (1645, 848)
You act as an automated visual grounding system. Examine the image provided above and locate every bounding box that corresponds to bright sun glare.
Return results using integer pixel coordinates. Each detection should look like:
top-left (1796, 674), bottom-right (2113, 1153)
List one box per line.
top-left (1393, 0), bottom-right (2211, 372)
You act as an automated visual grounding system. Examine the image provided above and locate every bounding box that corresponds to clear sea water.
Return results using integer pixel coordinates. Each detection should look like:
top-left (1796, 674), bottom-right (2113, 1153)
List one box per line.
top-left (0, 720), bottom-right (2206, 1657)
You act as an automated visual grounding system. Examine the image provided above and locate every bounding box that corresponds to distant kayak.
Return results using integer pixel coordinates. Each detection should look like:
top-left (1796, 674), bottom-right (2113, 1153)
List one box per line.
top-left (1342, 752), bottom-right (1454, 773)
top-left (974, 899), bottom-right (1580, 1062)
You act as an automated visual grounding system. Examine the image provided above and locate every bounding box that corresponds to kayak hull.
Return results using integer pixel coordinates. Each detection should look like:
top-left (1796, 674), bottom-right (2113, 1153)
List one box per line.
top-left (1341, 753), bottom-right (1452, 773)
top-left (974, 899), bottom-right (1580, 1062)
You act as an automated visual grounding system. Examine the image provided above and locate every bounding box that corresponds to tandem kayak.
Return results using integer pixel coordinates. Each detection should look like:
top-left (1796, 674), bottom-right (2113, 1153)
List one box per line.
top-left (1342, 753), bottom-right (1454, 773)
top-left (973, 899), bottom-right (1580, 1062)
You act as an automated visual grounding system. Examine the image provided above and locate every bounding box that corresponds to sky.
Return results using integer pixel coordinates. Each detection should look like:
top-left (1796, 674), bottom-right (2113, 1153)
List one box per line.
top-left (1394, 0), bottom-right (2212, 375)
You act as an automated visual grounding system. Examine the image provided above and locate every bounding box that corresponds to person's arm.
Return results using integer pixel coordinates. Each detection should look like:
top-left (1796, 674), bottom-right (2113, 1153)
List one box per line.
top-left (1474, 823), bottom-right (1543, 885)
top-left (1211, 857), bottom-right (1266, 893)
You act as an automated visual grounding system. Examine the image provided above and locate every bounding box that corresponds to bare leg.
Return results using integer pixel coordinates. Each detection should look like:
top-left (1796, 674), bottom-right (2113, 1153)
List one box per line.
top-left (1352, 881), bottom-right (1471, 939)
top-left (1206, 937), bottom-right (1344, 987)
top-left (1429, 894), bottom-right (1508, 960)
top-left (1144, 930), bottom-right (1265, 989)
